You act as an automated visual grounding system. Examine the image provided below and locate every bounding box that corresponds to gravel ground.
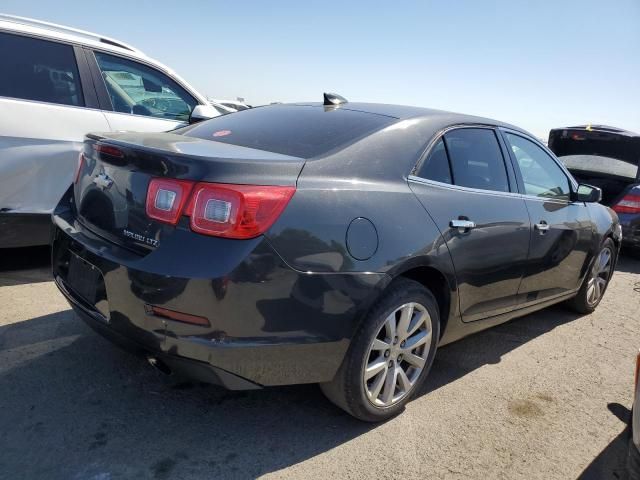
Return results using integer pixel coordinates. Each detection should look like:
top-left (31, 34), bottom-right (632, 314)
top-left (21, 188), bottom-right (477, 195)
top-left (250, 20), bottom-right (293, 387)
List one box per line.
top-left (0, 247), bottom-right (638, 480)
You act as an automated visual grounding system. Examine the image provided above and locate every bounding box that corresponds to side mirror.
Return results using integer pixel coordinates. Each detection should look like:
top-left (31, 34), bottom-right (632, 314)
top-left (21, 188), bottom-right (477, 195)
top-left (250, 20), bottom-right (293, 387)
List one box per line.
top-left (572, 184), bottom-right (602, 203)
top-left (189, 104), bottom-right (219, 124)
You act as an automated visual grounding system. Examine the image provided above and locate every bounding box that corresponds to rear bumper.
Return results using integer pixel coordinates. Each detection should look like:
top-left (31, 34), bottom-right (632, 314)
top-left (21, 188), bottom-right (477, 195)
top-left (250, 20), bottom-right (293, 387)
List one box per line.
top-left (619, 213), bottom-right (640, 249)
top-left (51, 199), bottom-right (389, 388)
top-left (56, 275), bottom-right (260, 389)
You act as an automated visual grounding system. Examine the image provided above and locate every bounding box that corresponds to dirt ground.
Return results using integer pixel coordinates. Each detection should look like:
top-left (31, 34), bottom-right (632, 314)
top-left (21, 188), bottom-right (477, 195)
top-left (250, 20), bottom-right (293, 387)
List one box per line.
top-left (0, 246), bottom-right (639, 479)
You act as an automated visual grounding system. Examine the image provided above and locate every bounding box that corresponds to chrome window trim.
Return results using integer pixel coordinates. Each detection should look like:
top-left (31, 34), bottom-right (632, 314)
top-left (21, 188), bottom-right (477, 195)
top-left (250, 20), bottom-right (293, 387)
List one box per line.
top-left (0, 25), bottom-right (85, 49)
top-left (412, 123), bottom-right (498, 176)
top-left (409, 175), bottom-right (577, 205)
top-left (100, 109), bottom-right (184, 123)
top-left (518, 194), bottom-right (571, 205)
top-left (408, 174), bottom-right (524, 199)
top-left (411, 123), bottom-right (516, 195)
top-left (499, 127), bottom-right (579, 193)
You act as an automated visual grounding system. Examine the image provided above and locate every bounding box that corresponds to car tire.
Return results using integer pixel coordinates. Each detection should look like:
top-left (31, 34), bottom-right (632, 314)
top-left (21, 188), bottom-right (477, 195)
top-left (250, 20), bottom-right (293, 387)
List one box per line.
top-left (567, 237), bottom-right (616, 314)
top-left (320, 277), bottom-right (440, 422)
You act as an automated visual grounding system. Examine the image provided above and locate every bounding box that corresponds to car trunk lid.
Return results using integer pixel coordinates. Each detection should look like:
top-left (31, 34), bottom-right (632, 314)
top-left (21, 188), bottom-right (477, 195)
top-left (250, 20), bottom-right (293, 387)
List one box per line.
top-left (74, 132), bottom-right (304, 254)
top-left (549, 127), bottom-right (640, 205)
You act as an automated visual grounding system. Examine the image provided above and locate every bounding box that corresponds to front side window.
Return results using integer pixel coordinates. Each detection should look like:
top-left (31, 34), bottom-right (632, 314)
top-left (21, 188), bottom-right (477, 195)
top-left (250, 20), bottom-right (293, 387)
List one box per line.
top-left (94, 52), bottom-right (197, 121)
top-left (0, 32), bottom-right (83, 106)
top-left (444, 128), bottom-right (510, 192)
top-left (505, 133), bottom-right (570, 200)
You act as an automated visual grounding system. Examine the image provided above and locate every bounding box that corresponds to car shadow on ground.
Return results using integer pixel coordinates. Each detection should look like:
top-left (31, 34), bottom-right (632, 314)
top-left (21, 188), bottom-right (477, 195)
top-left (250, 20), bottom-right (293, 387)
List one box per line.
top-left (577, 403), bottom-right (631, 480)
top-left (0, 303), bottom-right (596, 479)
top-left (616, 253), bottom-right (640, 275)
top-left (420, 304), bottom-right (586, 397)
top-left (0, 246), bottom-right (51, 286)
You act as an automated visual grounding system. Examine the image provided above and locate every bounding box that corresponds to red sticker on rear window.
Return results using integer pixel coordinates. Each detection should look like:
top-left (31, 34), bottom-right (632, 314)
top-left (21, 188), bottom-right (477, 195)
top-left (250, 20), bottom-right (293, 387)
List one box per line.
top-left (213, 130), bottom-right (232, 137)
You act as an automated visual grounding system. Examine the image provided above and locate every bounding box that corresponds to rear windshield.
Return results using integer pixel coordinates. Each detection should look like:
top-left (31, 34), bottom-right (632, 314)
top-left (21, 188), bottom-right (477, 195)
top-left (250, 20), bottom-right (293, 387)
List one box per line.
top-left (178, 105), bottom-right (396, 158)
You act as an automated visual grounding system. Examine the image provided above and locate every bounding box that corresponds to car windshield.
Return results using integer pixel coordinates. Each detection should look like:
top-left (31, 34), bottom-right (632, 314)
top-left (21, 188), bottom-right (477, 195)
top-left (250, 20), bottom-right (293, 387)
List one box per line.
top-left (178, 105), bottom-right (397, 158)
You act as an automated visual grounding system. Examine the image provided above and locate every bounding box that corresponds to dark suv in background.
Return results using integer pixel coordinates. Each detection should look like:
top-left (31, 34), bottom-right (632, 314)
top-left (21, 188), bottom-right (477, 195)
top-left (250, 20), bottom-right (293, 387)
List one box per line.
top-left (549, 125), bottom-right (640, 255)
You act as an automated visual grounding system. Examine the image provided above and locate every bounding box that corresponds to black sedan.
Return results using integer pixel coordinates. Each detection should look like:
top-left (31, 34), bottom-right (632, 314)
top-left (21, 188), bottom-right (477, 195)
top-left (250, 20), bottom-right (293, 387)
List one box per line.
top-left (51, 95), bottom-right (621, 421)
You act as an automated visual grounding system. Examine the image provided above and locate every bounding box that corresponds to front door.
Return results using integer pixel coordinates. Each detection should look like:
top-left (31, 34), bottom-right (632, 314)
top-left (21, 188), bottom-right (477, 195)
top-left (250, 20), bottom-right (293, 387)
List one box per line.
top-left (0, 32), bottom-right (110, 215)
top-left (501, 131), bottom-right (593, 302)
top-left (88, 50), bottom-right (198, 133)
top-left (409, 127), bottom-right (531, 322)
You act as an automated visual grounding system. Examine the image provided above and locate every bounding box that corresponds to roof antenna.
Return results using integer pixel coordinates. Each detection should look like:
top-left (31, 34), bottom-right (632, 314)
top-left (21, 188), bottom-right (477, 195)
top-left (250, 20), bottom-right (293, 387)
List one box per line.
top-left (323, 92), bottom-right (348, 106)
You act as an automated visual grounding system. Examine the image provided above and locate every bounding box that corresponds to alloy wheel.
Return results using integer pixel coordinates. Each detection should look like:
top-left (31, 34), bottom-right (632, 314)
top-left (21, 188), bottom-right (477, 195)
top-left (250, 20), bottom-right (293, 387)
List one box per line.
top-left (586, 246), bottom-right (613, 306)
top-left (363, 302), bottom-right (432, 407)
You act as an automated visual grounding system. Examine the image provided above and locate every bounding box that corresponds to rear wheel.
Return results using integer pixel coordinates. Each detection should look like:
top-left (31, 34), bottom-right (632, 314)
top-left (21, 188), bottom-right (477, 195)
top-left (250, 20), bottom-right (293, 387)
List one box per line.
top-left (568, 238), bottom-right (616, 314)
top-left (320, 278), bottom-right (440, 422)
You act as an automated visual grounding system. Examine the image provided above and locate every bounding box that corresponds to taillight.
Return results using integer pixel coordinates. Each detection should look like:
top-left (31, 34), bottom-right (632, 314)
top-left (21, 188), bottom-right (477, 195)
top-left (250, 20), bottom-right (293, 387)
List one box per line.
top-left (145, 179), bottom-right (295, 238)
top-left (93, 143), bottom-right (124, 158)
top-left (145, 178), bottom-right (194, 225)
top-left (612, 194), bottom-right (640, 214)
top-left (74, 152), bottom-right (85, 184)
top-left (189, 183), bottom-right (295, 239)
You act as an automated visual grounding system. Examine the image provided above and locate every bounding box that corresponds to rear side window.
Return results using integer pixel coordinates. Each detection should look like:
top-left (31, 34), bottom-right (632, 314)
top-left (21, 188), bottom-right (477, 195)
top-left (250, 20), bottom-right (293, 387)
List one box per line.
top-left (0, 32), bottom-right (83, 106)
top-left (416, 139), bottom-right (452, 184)
top-left (444, 128), bottom-right (510, 192)
top-left (179, 105), bottom-right (397, 158)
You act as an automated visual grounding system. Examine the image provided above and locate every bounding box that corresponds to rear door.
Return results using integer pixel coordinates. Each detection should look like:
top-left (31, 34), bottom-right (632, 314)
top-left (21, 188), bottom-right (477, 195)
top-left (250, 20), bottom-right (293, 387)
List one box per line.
top-left (409, 126), bottom-right (531, 322)
top-left (85, 50), bottom-right (199, 132)
top-left (501, 130), bottom-right (594, 302)
top-left (0, 31), bottom-right (110, 216)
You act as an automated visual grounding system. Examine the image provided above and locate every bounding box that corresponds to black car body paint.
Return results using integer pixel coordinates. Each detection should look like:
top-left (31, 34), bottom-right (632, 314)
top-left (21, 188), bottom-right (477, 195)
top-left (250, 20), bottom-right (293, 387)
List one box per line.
top-left (51, 103), bottom-right (621, 389)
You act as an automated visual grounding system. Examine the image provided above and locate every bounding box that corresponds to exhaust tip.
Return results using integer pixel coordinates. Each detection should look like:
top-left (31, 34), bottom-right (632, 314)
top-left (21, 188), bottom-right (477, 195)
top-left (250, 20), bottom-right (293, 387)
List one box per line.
top-left (147, 356), bottom-right (172, 376)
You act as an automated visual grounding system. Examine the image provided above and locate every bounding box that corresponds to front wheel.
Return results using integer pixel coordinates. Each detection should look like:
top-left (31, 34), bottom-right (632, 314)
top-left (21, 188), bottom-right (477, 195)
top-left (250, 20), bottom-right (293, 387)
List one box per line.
top-left (567, 238), bottom-right (616, 314)
top-left (320, 278), bottom-right (440, 422)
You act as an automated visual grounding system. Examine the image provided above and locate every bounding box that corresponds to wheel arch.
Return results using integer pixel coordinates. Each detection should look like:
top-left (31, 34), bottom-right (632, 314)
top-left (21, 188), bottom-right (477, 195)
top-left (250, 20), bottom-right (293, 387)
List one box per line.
top-left (397, 265), bottom-right (453, 338)
top-left (348, 258), bottom-right (458, 344)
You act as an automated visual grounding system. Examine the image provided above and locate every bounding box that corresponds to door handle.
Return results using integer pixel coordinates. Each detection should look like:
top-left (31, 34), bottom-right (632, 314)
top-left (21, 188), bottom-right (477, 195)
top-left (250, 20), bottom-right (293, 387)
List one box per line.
top-left (450, 219), bottom-right (476, 230)
top-left (535, 221), bottom-right (550, 232)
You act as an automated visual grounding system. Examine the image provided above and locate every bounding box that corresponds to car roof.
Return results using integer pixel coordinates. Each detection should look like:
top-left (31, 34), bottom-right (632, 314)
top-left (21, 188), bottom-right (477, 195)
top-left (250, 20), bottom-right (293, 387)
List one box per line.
top-left (0, 14), bottom-right (208, 104)
top-left (0, 14), bottom-right (144, 57)
top-left (290, 101), bottom-right (525, 130)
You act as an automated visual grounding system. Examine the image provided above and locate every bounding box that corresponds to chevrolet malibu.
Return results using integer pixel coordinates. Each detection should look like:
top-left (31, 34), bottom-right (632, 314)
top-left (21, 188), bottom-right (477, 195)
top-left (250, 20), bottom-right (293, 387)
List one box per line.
top-left (52, 96), bottom-right (621, 421)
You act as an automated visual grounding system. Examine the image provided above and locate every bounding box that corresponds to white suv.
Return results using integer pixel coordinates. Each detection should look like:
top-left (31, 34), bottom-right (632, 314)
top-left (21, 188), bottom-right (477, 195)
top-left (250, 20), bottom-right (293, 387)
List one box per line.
top-left (0, 14), bottom-right (220, 248)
